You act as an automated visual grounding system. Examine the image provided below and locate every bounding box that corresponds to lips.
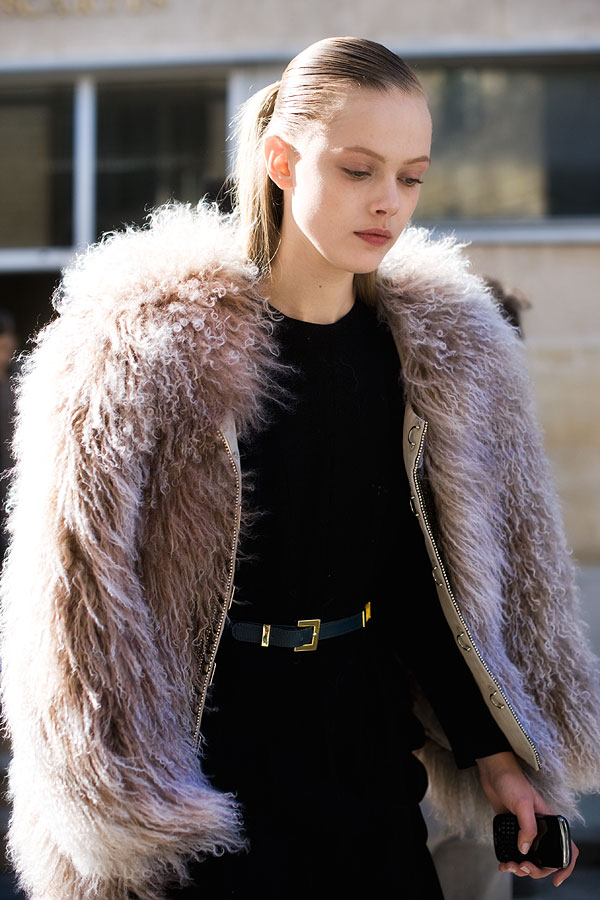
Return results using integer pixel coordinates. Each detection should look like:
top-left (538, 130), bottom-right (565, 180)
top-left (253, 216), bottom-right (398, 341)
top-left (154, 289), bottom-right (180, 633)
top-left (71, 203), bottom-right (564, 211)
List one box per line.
top-left (355, 230), bottom-right (391, 246)
top-left (356, 229), bottom-right (392, 238)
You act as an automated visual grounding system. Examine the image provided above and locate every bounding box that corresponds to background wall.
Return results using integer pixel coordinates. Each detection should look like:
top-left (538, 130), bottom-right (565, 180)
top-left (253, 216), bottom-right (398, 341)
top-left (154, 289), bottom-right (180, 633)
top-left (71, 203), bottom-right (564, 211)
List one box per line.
top-left (0, 0), bottom-right (598, 64)
top-left (468, 243), bottom-right (599, 563)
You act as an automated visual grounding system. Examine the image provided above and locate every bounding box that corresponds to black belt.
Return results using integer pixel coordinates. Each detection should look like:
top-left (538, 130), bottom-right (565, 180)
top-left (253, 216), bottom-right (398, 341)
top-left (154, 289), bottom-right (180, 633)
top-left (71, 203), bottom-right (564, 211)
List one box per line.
top-left (229, 601), bottom-right (372, 652)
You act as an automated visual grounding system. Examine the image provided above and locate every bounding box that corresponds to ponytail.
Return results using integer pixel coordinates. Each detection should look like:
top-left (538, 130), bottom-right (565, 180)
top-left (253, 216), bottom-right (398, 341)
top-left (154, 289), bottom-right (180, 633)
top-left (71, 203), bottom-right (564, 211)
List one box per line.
top-left (231, 81), bottom-right (283, 275)
top-left (353, 271), bottom-right (378, 307)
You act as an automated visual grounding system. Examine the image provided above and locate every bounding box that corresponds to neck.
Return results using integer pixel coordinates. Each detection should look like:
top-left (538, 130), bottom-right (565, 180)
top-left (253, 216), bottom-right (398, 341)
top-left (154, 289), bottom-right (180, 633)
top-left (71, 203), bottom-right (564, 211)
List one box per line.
top-left (259, 221), bottom-right (356, 325)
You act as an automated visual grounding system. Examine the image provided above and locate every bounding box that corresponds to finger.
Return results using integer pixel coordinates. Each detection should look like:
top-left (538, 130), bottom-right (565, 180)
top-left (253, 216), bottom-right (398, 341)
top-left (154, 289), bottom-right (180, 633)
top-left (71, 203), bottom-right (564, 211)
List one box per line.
top-left (514, 798), bottom-right (538, 855)
top-left (517, 862), bottom-right (558, 879)
top-left (531, 789), bottom-right (554, 816)
top-left (553, 840), bottom-right (579, 887)
top-left (499, 863), bottom-right (528, 877)
top-left (498, 860), bottom-right (532, 877)
top-left (499, 860), bottom-right (557, 880)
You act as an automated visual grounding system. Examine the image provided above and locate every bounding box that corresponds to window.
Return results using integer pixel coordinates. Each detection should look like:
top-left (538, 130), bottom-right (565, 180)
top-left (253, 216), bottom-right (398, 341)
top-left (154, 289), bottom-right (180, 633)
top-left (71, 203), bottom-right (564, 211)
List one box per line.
top-left (0, 63), bottom-right (597, 257)
top-left (0, 87), bottom-right (73, 247)
top-left (413, 64), bottom-right (600, 224)
top-left (0, 271), bottom-right (60, 346)
top-left (96, 81), bottom-right (227, 237)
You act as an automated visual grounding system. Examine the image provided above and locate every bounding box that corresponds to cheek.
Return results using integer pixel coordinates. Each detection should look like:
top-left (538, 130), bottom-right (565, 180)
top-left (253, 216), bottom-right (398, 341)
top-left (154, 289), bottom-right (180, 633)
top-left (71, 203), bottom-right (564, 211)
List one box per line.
top-left (292, 177), bottom-right (336, 236)
top-left (400, 187), bottom-right (423, 221)
top-left (412, 186), bottom-right (423, 205)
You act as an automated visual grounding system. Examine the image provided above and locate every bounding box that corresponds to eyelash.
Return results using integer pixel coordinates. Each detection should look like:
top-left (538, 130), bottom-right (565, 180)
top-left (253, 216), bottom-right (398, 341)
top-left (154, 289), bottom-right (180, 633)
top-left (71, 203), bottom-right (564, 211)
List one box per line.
top-left (343, 169), bottom-right (424, 187)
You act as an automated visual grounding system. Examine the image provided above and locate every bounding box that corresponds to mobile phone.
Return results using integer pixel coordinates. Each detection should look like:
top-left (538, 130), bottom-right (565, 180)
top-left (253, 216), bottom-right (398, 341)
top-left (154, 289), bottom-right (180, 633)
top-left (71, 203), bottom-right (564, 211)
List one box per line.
top-left (493, 813), bottom-right (572, 869)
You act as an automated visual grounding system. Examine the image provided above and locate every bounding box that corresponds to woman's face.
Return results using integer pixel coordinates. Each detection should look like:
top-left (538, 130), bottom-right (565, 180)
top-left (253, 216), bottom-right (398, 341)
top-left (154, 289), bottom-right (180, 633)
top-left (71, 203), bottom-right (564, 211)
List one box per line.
top-left (265, 86), bottom-right (432, 277)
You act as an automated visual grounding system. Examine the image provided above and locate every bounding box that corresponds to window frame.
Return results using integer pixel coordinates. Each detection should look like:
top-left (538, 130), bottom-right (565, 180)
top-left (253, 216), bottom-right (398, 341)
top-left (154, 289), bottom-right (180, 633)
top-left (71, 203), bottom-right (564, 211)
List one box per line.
top-left (0, 51), bottom-right (597, 274)
top-left (408, 51), bottom-right (600, 242)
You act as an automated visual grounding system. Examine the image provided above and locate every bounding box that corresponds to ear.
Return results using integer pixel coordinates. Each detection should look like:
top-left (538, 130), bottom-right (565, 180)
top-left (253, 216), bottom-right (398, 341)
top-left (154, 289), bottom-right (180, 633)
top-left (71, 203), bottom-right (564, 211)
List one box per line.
top-left (263, 134), bottom-right (295, 190)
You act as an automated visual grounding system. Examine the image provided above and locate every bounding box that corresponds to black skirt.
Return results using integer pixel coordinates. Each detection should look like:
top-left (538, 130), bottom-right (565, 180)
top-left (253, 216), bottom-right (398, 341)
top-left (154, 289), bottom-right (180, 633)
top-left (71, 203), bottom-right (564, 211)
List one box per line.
top-left (166, 622), bottom-right (444, 899)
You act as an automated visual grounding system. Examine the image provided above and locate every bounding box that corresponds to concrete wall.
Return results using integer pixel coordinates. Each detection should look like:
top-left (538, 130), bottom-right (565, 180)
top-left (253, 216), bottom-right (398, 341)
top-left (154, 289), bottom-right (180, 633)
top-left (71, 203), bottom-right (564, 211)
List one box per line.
top-left (0, 0), bottom-right (598, 69)
top-left (467, 243), bottom-right (600, 563)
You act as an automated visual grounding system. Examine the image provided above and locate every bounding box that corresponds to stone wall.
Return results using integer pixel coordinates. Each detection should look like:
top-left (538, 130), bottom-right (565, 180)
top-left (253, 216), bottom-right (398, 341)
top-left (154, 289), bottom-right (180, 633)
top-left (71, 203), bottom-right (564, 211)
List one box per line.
top-left (467, 243), bottom-right (600, 563)
top-left (0, 0), bottom-right (598, 68)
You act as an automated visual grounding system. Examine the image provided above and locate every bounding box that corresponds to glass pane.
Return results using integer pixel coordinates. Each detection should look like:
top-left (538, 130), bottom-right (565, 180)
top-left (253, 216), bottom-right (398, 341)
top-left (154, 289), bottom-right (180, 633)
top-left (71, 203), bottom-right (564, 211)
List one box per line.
top-left (0, 272), bottom-right (59, 349)
top-left (413, 65), bottom-right (600, 223)
top-left (0, 88), bottom-right (73, 248)
top-left (96, 81), bottom-right (227, 237)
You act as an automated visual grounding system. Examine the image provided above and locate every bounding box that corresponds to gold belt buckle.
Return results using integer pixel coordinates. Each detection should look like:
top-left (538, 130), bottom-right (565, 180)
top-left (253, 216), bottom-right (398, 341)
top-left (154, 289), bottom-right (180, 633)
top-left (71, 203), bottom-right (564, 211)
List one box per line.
top-left (294, 618), bottom-right (321, 652)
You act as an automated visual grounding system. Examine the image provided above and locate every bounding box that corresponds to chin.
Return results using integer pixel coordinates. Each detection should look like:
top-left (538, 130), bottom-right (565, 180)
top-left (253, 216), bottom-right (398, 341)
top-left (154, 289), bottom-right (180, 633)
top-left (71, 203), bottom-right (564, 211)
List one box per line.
top-left (320, 248), bottom-right (384, 276)
top-left (348, 262), bottom-right (384, 276)
top-left (352, 264), bottom-right (381, 275)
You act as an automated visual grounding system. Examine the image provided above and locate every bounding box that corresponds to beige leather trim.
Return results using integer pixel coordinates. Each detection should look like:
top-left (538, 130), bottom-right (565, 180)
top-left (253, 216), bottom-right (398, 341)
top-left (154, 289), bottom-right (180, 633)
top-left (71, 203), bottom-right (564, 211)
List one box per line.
top-left (402, 402), bottom-right (541, 771)
top-left (219, 409), bottom-right (241, 482)
top-left (194, 412), bottom-right (242, 747)
top-left (220, 411), bottom-right (242, 614)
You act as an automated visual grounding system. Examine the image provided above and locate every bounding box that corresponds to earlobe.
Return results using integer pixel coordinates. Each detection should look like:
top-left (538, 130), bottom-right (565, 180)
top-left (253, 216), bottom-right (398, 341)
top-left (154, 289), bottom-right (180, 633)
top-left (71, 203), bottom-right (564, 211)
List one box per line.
top-left (264, 135), bottom-right (293, 190)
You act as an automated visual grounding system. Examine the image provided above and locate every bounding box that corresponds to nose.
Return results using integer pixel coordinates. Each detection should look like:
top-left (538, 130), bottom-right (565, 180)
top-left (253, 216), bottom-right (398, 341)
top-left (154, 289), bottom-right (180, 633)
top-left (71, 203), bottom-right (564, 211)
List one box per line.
top-left (371, 177), bottom-right (401, 217)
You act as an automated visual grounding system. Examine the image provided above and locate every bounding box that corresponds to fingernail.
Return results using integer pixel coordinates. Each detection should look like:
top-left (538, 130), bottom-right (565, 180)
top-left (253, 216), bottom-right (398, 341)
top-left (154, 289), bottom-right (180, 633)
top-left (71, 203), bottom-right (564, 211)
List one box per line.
top-left (520, 842), bottom-right (530, 854)
top-left (520, 866), bottom-right (531, 875)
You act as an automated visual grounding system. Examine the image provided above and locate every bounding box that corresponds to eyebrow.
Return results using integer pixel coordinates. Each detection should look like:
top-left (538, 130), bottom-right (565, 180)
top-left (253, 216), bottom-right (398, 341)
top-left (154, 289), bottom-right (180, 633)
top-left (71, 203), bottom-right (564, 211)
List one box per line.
top-left (340, 145), bottom-right (431, 165)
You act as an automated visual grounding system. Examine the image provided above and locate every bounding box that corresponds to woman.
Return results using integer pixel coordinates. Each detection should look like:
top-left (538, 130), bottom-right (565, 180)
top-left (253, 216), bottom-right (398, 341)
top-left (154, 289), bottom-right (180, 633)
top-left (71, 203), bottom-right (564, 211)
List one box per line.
top-left (1, 37), bottom-right (599, 900)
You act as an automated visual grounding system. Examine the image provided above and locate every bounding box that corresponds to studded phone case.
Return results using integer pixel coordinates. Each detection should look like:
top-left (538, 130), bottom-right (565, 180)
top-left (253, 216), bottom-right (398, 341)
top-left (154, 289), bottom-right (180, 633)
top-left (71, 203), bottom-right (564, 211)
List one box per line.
top-left (493, 813), bottom-right (572, 869)
top-left (493, 813), bottom-right (522, 862)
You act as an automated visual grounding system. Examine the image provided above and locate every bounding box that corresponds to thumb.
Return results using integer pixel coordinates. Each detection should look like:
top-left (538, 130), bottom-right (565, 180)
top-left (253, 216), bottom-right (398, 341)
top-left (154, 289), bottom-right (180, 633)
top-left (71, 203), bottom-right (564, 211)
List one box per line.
top-left (514, 798), bottom-right (538, 855)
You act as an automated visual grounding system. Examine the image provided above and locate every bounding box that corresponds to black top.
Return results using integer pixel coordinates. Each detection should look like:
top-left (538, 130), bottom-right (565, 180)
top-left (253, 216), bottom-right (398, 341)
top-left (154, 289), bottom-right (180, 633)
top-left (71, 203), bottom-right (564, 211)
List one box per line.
top-left (227, 297), bottom-right (511, 769)
top-left (193, 297), bottom-right (510, 897)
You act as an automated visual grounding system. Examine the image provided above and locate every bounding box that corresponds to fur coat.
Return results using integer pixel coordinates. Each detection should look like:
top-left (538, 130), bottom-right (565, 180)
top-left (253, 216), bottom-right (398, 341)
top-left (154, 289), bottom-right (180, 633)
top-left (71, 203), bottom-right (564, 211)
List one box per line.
top-left (1, 201), bottom-right (599, 900)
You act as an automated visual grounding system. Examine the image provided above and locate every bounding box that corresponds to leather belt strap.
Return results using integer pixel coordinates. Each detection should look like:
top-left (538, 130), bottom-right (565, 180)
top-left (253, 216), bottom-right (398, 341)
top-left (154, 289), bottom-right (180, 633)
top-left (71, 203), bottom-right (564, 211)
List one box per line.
top-left (229, 601), bottom-right (372, 652)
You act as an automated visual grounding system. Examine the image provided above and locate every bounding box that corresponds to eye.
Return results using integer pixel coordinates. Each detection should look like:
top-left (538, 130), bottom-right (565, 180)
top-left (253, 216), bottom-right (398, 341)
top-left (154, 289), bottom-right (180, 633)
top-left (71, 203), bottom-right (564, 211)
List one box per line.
top-left (402, 177), bottom-right (424, 187)
top-left (343, 168), bottom-right (370, 179)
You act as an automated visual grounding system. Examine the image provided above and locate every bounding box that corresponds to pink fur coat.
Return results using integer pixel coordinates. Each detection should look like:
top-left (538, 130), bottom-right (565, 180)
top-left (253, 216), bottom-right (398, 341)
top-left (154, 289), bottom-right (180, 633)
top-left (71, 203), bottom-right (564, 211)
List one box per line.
top-left (1, 202), bottom-right (599, 900)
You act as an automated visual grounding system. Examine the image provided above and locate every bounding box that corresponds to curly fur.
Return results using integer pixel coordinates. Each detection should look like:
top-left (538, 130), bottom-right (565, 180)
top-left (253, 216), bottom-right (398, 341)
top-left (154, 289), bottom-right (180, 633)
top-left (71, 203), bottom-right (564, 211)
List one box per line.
top-left (377, 232), bottom-right (600, 835)
top-left (1, 201), bottom-right (599, 898)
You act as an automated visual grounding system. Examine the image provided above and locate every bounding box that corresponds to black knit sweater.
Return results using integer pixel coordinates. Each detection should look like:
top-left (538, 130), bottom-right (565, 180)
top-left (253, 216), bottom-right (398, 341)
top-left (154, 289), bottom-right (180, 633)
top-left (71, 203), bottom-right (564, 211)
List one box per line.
top-left (218, 297), bottom-right (511, 768)
top-left (193, 297), bottom-right (510, 897)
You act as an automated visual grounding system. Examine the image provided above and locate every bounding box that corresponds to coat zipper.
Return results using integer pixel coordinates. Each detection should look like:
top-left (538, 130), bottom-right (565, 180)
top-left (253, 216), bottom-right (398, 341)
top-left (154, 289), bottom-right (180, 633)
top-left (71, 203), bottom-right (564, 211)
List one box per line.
top-left (412, 419), bottom-right (542, 770)
top-left (192, 426), bottom-right (241, 749)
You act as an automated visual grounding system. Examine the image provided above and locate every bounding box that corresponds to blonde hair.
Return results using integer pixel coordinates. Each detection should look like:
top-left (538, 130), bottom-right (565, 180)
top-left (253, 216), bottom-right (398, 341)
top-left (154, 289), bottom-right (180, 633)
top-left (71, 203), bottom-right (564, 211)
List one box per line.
top-left (230, 37), bottom-right (426, 306)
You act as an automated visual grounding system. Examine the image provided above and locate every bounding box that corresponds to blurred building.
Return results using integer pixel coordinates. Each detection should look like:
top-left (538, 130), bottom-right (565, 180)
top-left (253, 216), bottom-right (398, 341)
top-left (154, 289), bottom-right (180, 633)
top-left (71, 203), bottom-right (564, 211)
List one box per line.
top-left (0, 0), bottom-right (599, 561)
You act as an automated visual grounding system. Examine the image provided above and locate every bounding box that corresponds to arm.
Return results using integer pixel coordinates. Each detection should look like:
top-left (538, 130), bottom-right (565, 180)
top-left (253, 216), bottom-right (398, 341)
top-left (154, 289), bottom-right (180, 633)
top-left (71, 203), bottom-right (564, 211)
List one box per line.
top-left (0, 307), bottom-right (243, 899)
top-left (477, 751), bottom-right (579, 887)
top-left (400, 539), bottom-right (579, 886)
top-left (413, 615), bottom-right (512, 772)
top-left (397, 511), bottom-right (512, 770)
top-left (400, 459), bottom-right (579, 887)
top-left (396, 500), bottom-right (579, 886)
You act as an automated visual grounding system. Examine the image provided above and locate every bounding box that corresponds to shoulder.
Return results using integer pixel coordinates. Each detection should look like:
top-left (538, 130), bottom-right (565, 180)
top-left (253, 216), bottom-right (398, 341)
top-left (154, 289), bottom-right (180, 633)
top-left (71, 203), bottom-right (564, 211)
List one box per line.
top-left (56, 200), bottom-right (256, 323)
top-left (376, 227), bottom-right (535, 433)
top-left (378, 225), bottom-right (501, 322)
top-left (22, 201), bottom-right (272, 386)
top-left (15, 203), bottom-right (280, 444)
top-left (377, 225), bottom-right (520, 362)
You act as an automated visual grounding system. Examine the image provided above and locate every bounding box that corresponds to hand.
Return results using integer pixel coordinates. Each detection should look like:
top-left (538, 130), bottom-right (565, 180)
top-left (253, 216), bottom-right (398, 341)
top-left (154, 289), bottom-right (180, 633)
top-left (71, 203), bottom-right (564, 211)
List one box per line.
top-left (476, 750), bottom-right (579, 888)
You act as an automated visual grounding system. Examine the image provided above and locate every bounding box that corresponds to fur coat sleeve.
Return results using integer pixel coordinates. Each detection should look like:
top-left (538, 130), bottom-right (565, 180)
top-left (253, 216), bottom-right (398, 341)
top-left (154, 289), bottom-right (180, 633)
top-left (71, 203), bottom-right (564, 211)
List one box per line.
top-left (0, 205), bottom-right (283, 900)
top-left (376, 228), bottom-right (600, 835)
